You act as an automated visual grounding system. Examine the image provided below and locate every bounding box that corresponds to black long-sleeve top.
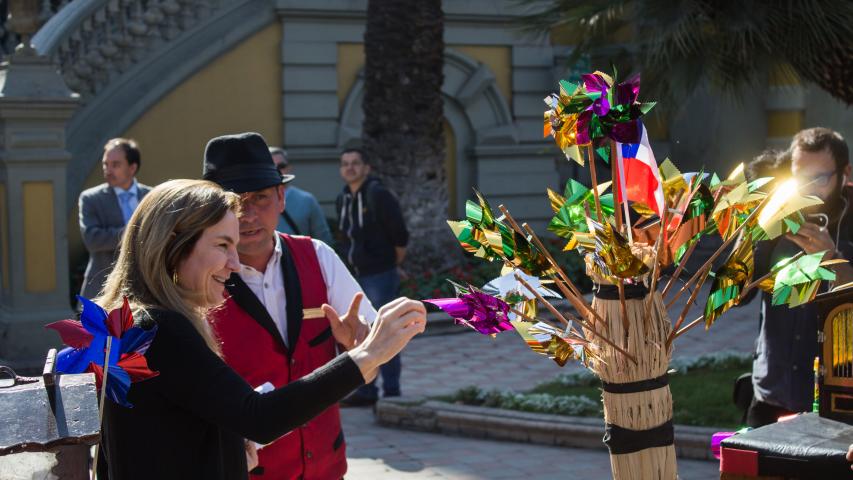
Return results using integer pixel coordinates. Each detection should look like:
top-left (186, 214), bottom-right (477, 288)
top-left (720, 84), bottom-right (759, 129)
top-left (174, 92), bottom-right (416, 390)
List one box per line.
top-left (102, 308), bottom-right (364, 479)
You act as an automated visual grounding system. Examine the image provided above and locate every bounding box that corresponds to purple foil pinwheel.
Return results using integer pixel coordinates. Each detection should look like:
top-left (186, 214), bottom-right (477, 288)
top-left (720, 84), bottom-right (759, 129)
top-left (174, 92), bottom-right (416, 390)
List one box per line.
top-left (582, 72), bottom-right (611, 117)
top-left (576, 72), bottom-right (648, 147)
top-left (45, 296), bottom-right (158, 407)
top-left (424, 291), bottom-right (514, 335)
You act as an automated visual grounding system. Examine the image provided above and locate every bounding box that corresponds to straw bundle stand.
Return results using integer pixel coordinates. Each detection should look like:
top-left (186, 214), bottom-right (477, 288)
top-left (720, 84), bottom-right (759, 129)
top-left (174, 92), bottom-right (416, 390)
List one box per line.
top-left (588, 285), bottom-right (676, 480)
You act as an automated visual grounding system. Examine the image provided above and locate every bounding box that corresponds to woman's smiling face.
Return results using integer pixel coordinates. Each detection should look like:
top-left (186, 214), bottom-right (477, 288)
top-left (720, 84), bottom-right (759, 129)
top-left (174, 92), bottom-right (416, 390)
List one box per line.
top-left (176, 210), bottom-right (241, 308)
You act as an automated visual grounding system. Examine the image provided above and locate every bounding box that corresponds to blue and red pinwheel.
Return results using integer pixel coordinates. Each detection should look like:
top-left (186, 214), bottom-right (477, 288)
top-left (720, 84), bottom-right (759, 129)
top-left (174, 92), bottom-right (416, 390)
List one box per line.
top-left (45, 296), bottom-right (158, 407)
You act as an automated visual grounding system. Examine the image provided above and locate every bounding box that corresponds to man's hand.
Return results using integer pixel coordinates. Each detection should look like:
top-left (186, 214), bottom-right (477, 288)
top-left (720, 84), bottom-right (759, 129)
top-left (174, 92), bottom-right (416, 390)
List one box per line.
top-left (322, 292), bottom-right (370, 350)
top-left (785, 222), bottom-right (836, 257)
top-left (786, 221), bottom-right (853, 285)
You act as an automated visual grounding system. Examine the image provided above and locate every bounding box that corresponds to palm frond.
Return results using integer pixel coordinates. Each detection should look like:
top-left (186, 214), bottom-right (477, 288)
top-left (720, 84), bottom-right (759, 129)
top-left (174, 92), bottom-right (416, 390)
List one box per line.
top-left (515, 0), bottom-right (853, 105)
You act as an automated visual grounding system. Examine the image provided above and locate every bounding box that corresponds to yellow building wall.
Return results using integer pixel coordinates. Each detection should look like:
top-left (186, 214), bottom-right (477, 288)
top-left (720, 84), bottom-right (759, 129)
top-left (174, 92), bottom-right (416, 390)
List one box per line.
top-left (453, 45), bottom-right (512, 103)
top-left (336, 43), bottom-right (512, 107)
top-left (767, 110), bottom-right (804, 138)
top-left (79, 23), bottom-right (283, 193)
top-left (338, 43), bottom-right (365, 108)
top-left (71, 23), bottom-right (282, 262)
top-left (23, 182), bottom-right (56, 292)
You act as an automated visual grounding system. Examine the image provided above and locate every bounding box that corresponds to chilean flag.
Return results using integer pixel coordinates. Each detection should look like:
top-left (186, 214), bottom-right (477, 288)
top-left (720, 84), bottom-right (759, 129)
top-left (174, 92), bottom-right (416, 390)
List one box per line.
top-left (614, 122), bottom-right (664, 218)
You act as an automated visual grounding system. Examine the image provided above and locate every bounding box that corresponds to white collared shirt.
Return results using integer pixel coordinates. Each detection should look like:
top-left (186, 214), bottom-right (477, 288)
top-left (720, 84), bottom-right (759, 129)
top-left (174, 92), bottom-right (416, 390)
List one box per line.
top-left (238, 234), bottom-right (378, 346)
top-left (113, 178), bottom-right (140, 216)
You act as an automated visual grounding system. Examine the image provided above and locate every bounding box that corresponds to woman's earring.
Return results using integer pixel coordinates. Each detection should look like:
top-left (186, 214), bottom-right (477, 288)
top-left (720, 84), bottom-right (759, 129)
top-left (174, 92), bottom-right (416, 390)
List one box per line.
top-left (172, 270), bottom-right (179, 285)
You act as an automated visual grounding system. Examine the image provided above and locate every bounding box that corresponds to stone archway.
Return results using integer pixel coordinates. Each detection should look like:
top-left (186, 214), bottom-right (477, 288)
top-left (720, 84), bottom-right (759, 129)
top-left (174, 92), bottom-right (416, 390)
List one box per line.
top-left (337, 48), bottom-right (517, 217)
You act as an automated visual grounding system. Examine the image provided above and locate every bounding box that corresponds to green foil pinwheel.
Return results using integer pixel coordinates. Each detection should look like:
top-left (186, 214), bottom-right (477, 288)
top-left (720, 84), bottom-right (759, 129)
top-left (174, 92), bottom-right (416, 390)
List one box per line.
top-left (547, 179), bottom-right (615, 250)
top-left (448, 190), bottom-right (554, 277)
top-left (759, 252), bottom-right (846, 307)
top-left (704, 236), bottom-right (754, 329)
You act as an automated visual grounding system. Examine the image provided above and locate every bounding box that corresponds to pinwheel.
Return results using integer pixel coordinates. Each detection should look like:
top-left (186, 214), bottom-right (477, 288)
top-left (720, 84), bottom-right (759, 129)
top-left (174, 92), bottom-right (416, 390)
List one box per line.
top-left (433, 69), bottom-right (847, 480)
top-left (659, 159), bottom-right (690, 206)
top-left (548, 179), bottom-right (615, 250)
top-left (757, 252), bottom-right (847, 307)
top-left (576, 72), bottom-right (655, 152)
top-left (425, 290), bottom-right (514, 335)
top-left (45, 296), bottom-right (158, 407)
top-left (544, 70), bottom-right (655, 163)
top-left (669, 182), bottom-right (715, 264)
top-left (449, 190), bottom-right (554, 277)
top-left (754, 179), bottom-right (823, 240)
top-left (510, 320), bottom-right (593, 367)
top-left (578, 218), bottom-right (648, 279)
top-left (704, 237), bottom-right (754, 329)
top-left (482, 270), bottom-right (561, 320)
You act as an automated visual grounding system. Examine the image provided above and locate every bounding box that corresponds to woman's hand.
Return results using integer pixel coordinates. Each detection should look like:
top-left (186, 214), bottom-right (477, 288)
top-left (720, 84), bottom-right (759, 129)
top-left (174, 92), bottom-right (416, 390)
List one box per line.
top-left (346, 297), bottom-right (426, 382)
top-left (323, 293), bottom-right (370, 351)
top-left (847, 443), bottom-right (853, 471)
top-left (245, 441), bottom-right (259, 472)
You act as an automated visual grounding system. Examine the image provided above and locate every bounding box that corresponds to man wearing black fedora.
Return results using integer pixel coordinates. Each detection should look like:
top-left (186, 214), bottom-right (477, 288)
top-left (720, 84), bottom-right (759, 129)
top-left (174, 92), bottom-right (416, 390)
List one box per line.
top-left (202, 132), bottom-right (378, 479)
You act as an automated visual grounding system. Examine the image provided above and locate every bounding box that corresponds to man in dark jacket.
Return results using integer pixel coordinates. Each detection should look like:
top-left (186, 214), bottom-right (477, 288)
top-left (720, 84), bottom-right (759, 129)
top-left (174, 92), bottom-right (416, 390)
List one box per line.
top-left (336, 148), bottom-right (409, 404)
top-left (745, 127), bottom-right (853, 427)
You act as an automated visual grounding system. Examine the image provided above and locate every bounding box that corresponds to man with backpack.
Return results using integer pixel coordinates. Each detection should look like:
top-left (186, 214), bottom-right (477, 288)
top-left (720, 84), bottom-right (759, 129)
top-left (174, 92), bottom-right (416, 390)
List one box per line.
top-left (336, 148), bottom-right (409, 405)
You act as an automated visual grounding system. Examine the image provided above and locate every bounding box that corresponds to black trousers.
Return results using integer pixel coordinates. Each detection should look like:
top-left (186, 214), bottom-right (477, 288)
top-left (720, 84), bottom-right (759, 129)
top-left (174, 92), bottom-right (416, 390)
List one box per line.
top-left (746, 396), bottom-right (796, 428)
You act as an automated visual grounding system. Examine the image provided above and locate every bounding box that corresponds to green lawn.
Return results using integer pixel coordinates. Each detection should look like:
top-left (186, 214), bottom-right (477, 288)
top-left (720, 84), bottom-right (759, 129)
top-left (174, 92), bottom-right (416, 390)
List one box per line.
top-left (528, 366), bottom-right (747, 429)
top-left (443, 360), bottom-right (752, 429)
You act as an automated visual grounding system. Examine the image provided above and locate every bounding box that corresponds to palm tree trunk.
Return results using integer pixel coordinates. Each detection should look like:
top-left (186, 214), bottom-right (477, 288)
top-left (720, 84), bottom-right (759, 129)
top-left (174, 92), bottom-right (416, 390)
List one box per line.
top-left (363, 0), bottom-right (455, 274)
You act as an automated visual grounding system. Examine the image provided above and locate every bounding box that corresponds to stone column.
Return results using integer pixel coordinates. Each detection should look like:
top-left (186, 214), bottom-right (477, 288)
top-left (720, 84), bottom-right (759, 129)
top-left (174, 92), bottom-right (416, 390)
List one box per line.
top-left (0, 41), bottom-right (79, 370)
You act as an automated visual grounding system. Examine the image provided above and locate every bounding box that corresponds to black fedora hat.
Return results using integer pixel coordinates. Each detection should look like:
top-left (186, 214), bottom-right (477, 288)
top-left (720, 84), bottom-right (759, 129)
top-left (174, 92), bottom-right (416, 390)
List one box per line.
top-left (202, 132), bottom-right (294, 193)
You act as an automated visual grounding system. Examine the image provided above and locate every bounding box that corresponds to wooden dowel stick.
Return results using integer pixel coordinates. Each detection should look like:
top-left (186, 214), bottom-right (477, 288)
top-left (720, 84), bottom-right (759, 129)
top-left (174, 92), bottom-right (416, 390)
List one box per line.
top-left (617, 281), bottom-right (629, 340)
top-left (92, 336), bottom-right (113, 480)
top-left (607, 142), bottom-right (631, 340)
top-left (552, 277), bottom-right (608, 328)
top-left (510, 306), bottom-right (567, 327)
top-left (665, 190), bottom-right (770, 308)
top-left (497, 204), bottom-right (585, 297)
top-left (499, 208), bottom-right (609, 328)
top-left (644, 211), bottom-right (669, 321)
top-left (671, 315), bottom-right (705, 342)
top-left (509, 307), bottom-right (586, 342)
top-left (666, 267), bottom-right (711, 348)
top-left (516, 219), bottom-right (606, 326)
top-left (496, 204), bottom-right (599, 325)
top-left (585, 144), bottom-right (604, 221)
top-left (516, 274), bottom-right (638, 365)
top-left (610, 139), bottom-right (633, 243)
top-left (661, 240), bottom-right (697, 298)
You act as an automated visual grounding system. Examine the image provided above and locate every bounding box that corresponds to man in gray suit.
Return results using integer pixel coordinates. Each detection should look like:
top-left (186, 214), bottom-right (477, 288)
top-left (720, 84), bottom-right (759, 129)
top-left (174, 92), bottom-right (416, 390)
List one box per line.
top-left (78, 138), bottom-right (151, 299)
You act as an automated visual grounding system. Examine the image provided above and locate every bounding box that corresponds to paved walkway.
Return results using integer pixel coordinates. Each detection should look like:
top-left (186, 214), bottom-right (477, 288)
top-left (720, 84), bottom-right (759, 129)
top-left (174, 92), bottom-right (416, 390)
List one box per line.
top-left (342, 287), bottom-right (760, 479)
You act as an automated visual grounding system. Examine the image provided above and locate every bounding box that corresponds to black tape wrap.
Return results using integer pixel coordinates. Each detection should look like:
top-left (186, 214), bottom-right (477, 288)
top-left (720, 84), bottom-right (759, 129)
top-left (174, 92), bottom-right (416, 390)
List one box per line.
top-left (603, 420), bottom-right (674, 455)
top-left (593, 283), bottom-right (648, 300)
top-left (601, 374), bottom-right (668, 394)
top-left (600, 373), bottom-right (674, 454)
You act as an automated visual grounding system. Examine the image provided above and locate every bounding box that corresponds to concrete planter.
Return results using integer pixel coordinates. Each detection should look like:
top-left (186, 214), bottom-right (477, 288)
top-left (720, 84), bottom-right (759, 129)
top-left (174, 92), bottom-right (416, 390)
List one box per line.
top-left (375, 397), bottom-right (719, 461)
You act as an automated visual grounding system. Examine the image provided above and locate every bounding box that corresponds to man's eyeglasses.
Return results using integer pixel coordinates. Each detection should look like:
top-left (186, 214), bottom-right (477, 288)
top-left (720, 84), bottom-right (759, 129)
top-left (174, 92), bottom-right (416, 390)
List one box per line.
top-left (795, 170), bottom-right (839, 188)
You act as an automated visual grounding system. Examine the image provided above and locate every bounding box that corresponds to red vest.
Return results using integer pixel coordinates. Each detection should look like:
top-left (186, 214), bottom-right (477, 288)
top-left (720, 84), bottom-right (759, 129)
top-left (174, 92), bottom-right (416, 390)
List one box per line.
top-left (210, 234), bottom-right (346, 480)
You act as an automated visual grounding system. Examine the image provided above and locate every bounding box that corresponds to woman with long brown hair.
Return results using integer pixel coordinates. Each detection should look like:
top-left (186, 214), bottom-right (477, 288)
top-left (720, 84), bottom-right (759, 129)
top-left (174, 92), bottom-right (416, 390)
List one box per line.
top-left (98, 179), bottom-right (426, 479)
